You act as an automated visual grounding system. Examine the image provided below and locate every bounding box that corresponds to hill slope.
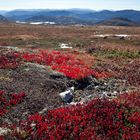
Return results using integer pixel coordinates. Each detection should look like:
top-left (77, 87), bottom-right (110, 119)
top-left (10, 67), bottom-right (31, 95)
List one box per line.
top-left (2, 9), bottom-right (140, 25)
top-left (97, 17), bottom-right (138, 26)
top-left (0, 15), bottom-right (8, 22)
top-left (25, 15), bottom-right (91, 25)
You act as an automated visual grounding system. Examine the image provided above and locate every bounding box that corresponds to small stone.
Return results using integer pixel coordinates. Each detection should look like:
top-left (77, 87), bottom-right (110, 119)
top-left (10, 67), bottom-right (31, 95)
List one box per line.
top-left (112, 91), bottom-right (118, 96)
top-left (101, 92), bottom-right (108, 99)
top-left (104, 82), bottom-right (107, 85)
top-left (39, 107), bottom-right (48, 114)
top-left (70, 102), bottom-right (78, 105)
top-left (87, 95), bottom-right (92, 99)
top-left (107, 93), bottom-right (112, 96)
top-left (0, 127), bottom-right (11, 136)
top-left (95, 86), bottom-right (99, 89)
top-left (86, 84), bottom-right (95, 90)
top-left (30, 123), bottom-right (36, 128)
top-left (59, 87), bottom-right (74, 103)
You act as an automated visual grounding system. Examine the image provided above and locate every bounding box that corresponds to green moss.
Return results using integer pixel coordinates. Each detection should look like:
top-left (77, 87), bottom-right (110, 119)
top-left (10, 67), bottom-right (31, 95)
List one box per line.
top-left (93, 49), bottom-right (140, 59)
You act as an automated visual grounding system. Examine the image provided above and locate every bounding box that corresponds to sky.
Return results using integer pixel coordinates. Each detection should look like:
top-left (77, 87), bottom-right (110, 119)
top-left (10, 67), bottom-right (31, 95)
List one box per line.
top-left (0, 0), bottom-right (140, 11)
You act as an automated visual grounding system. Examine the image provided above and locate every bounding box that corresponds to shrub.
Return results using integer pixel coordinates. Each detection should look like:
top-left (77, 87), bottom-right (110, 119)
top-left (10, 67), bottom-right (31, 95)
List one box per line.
top-left (19, 93), bottom-right (140, 140)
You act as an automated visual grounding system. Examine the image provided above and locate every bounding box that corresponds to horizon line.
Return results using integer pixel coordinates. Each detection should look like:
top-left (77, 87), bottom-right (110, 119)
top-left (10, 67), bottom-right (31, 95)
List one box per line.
top-left (0, 8), bottom-right (140, 11)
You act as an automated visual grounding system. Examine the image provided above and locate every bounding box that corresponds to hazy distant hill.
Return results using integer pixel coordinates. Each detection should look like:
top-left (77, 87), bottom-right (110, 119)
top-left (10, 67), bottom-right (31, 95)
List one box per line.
top-left (77, 10), bottom-right (140, 23)
top-left (97, 17), bottom-right (138, 26)
top-left (0, 10), bottom-right (7, 15)
top-left (2, 9), bottom-right (140, 25)
top-left (25, 15), bottom-right (91, 25)
top-left (0, 15), bottom-right (8, 22)
top-left (3, 10), bottom-right (44, 21)
top-left (3, 9), bottom-right (93, 21)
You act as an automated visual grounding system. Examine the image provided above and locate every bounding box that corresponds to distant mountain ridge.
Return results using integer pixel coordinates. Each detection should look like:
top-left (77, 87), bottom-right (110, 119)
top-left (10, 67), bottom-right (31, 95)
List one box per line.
top-left (0, 15), bottom-right (8, 22)
top-left (1, 9), bottom-right (140, 25)
top-left (96, 17), bottom-right (138, 26)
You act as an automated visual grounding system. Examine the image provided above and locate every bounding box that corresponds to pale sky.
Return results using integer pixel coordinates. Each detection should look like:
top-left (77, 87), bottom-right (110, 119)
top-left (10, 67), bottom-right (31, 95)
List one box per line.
top-left (0, 0), bottom-right (140, 11)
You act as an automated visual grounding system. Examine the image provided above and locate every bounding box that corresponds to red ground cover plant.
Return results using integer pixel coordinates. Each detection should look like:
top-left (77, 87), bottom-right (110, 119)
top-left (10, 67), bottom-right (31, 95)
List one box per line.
top-left (119, 60), bottom-right (140, 86)
top-left (22, 49), bottom-right (110, 79)
top-left (116, 92), bottom-right (140, 110)
top-left (0, 48), bottom-right (110, 79)
top-left (0, 136), bottom-right (4, 140)
top-left (0, 90), bottom-right (26, 117)
top-left (0, 90), bottom-right (25, 140)
top-left (18, 93), bottom-right (140, 140)
top-left (0, 52), bottom-right (21, 69)
top-left (93, 58), bottom-right (140, 87)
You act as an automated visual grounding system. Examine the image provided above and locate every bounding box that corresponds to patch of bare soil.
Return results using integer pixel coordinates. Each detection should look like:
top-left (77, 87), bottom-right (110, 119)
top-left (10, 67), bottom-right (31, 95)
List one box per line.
top-left (0, 62), bottom-right (72, 124)
top-left (0, 35), bottom-right (39, 40)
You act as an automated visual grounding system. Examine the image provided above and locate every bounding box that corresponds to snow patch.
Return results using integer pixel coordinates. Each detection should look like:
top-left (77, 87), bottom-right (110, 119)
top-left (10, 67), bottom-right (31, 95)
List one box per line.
top-left (16, 21), bottom-right (26, 24)
top-left (30, 22), bottom-right (43, 25)
top-left (16, 21), bottom-right (56, 25)
top-left (29, 21), bottom-right (56, 25)
top-left (59, 43), bottom-right (72, 49)
top-left (93, 34), bottom-right (139, 38)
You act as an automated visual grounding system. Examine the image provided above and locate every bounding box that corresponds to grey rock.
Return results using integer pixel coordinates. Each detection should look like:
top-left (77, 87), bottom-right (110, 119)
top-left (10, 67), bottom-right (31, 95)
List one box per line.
top-left (59, 87), bottom-right (74, 103)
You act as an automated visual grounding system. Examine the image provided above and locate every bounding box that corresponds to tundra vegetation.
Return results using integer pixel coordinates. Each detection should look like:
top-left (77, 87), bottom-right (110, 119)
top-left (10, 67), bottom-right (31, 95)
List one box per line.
top-left (0, 24), bottom-right (140, 139)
